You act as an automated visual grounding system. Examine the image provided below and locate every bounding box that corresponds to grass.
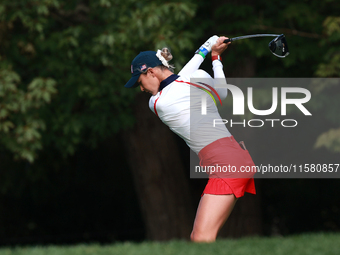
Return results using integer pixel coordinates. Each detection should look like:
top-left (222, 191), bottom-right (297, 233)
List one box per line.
top-left (0, 232), bottom-right (339, 255)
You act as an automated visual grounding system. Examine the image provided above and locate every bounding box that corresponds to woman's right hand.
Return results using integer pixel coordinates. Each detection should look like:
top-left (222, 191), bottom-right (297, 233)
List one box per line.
top-left (211, 36), bottom-right (231, 57)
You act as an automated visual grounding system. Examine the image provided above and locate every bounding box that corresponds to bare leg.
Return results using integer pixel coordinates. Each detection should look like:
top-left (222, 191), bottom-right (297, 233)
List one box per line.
top-left (190, 194), bottom-right (237, 242)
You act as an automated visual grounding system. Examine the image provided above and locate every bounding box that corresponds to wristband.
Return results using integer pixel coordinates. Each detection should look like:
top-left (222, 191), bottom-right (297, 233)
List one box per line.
top-left (211, 55), bottom-right (222, 62)
top-left (195, 47), bottom-right (209, 59)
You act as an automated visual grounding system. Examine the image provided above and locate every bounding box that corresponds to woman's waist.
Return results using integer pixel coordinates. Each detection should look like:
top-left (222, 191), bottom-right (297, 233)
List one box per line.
top-left (198, 136), bottom-right (238, 162)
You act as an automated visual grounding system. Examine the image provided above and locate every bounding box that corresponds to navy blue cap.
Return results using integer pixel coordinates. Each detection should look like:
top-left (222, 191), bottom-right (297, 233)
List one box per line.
top-left (124, 51), bottom-right (162, 88)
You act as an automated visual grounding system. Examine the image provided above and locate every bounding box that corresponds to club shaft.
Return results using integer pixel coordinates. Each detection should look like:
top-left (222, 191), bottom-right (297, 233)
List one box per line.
top-left (224, 34), bottom-right (280, 43)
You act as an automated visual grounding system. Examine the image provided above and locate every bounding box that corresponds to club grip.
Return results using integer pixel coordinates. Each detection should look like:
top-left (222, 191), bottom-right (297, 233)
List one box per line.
top-left (223, 38), bottom-right (232, 43)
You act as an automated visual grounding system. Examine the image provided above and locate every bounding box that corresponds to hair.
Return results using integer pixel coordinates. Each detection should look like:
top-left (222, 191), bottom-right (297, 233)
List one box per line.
top-left (160, 47), bottom-right (173, 62)
top-left (138, 47), bottom-right (175, 74)
top-left (158, 47), bottom-right (175, 72)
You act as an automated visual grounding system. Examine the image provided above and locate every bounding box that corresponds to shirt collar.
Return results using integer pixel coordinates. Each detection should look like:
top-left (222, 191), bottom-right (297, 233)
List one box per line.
top-left (159, 74), bottom-right (180, 91)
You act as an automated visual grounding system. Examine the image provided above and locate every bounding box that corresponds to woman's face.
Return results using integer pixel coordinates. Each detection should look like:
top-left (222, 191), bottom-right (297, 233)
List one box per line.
top-left (138, 68), bottom-right (160, 96)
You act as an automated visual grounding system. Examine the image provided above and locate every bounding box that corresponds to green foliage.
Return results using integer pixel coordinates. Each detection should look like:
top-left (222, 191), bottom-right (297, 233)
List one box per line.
top-left (315, 128), bottom-right (340, 152)
top-left (0, 67), bottom-right (57, 162)
top-left (1, 0), bottom-right (339, 160)
top-left (202, 0), bottom-right (330, 77)
top-left (0, 0), bottom-right (196, 161)
top-left (313, 3), bottom-right (340, 153)
top-left (316, 16), bottom-right (340, 77)
top-left (200, 0), bottom-right (340, 154)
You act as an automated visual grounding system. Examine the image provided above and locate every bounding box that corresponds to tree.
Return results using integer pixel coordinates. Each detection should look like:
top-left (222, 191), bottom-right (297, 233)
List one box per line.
top-left (124, 93), bottom-right (195, 240)
top-left (2, 0), bottom-right (339, 242)
top-left (0, 0), bottom-right (198, 241)
top-left (314, 12), bottom-right (340, 153)
top-left (0, 0), bottom-right (196, 161)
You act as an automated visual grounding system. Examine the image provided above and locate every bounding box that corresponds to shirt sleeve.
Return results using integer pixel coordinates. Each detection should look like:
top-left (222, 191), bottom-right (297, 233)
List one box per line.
top-left (149, 95), bottom-right (156, 114)
top-left (212, 60), bottom-right (228, 100)
top-left (178, 54), bottom-right (204, 77)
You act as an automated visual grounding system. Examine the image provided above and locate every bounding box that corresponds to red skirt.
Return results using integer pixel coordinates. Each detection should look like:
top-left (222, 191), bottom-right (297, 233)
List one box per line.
top-left (198, 136), bottom-right (256, 198)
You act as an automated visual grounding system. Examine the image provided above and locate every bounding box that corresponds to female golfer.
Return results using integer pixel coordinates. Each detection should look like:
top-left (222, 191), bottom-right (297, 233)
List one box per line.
top-left (124, 36), bottom-right (256, 242)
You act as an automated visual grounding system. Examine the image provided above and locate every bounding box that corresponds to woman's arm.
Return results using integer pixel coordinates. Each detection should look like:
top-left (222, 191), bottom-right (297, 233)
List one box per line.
top-left (211, 36), bottom-right (231, 100)
top-left (178, 35), bottom-right (219, 77)
top-left (178, 54), bottom-right (204, 77)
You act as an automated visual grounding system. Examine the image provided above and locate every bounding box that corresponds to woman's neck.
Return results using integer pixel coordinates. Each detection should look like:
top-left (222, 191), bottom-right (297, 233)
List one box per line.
top-left (157, 69), bottom-right (174, 82)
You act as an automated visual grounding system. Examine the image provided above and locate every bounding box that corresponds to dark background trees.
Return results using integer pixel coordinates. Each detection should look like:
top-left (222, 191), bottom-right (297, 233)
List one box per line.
top-left (0, 0), bottom-right (340, 245)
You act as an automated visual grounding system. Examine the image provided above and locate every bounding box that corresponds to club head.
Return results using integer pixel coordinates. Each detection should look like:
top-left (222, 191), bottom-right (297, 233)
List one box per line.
top-left (268, 34), bottom-right (289, 58)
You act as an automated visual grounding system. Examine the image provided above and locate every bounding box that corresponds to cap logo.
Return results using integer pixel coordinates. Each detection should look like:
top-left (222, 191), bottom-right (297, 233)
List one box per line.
top-left (140, 64), bottom-right (147, 71)
top-left (131, 65), bottom-right (133, 73)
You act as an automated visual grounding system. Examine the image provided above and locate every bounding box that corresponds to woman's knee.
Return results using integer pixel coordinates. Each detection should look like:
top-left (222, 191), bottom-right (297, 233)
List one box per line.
top-left (190, 230), bottom-right (216, 243)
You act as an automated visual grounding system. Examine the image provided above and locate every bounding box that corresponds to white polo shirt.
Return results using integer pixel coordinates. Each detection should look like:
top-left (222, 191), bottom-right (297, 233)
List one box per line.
top-left (149, 58), bottom-right (232, 154)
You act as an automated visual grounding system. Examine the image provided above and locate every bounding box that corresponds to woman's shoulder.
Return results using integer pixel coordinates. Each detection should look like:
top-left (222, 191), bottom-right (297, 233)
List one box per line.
top-left (179, 69), bottom-right (212, 81)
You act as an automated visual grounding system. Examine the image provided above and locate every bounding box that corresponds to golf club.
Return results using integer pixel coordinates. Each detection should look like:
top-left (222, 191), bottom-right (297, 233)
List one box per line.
top-left (223, 34), bottom-right (289, 58)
